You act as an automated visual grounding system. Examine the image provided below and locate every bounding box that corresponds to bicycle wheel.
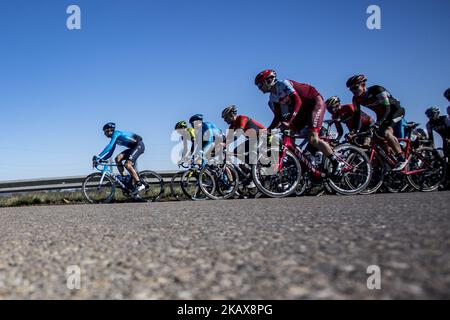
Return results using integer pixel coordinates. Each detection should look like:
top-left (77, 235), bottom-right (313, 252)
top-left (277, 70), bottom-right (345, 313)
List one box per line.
top-left (181, 169), bottom-right (211, 201)
top-left (359, 153), bottom-right (385, 195)
top-left (237, 182), bottom-right (262, 199)
top-left (407, 147), bottom-right (446, 192)
top-left (170, 171), bottom-right (190, 201)
top-left (82, 172), bottom-right (115, 204)
top-left (383, 171), bottom-right (410, 193)
top-left (327, 144), bottom-right (372, 195)
top-left (138, 170), bottom-right (164, 201)
top-left (200, 164), bottom-right (239, 200)
top-left (251, 149), bottom-right (301, 198)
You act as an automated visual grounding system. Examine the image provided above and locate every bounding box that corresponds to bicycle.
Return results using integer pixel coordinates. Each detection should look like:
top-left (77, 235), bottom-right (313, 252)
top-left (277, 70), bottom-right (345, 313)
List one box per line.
top-left (294, 120), bottom-right (339, 197)
top-left (82, 159), bottom-right (164, 204)
top-left (178, 159), bottom-right (215, 201)
top-left (347, 122), bottom-right (445, 193)
top-left (233, 163), bottom-right (262, 199)
top-left (251, 127), bottom-right (372, 198)
top-left (198, 149), bottom-right (240, 200)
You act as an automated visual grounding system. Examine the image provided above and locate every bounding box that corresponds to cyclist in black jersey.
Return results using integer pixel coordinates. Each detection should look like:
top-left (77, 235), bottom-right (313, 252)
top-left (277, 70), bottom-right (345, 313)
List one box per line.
top-left (444, 88), bottom-right (450, 117)
top-left (347, 75), bottom-right (407, 171)
top-left (425, 107), bottom-right (449, 153)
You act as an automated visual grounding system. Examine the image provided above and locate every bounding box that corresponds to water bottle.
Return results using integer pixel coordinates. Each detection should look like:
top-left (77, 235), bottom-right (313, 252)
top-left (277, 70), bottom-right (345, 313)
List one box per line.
top-left (315, 152), bottom-right (324, 166)
top-left (304, 150), bottom-right (315, 166)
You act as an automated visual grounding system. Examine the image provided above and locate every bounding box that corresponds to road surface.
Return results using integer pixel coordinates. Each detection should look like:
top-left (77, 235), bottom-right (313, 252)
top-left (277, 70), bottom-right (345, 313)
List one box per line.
top-left (0, 191), bottom-right (449, 299)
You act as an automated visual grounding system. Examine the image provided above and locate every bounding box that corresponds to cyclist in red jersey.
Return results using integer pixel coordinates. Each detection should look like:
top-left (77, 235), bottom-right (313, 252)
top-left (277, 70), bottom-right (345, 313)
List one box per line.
top-left (255, 69), bottom-right (344, 175)
top-left (222, 105), bottom-right (265, 165)
top-left (325, 96), bottom-right (374, 145)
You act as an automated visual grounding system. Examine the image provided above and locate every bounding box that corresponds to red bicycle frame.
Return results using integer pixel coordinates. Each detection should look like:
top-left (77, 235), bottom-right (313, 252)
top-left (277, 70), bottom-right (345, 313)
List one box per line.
top-left (367, 133), bottom-right (427, 176)
top-left (277, 130), bottom-right (353, 179)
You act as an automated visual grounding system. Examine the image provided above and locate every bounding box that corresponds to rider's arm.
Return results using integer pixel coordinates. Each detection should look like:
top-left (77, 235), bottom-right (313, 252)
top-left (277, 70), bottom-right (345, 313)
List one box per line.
top-left (352, 98), bottom-right (362, 132)
top-left (426, 122), bottom-right (434, 144)
top-left (180, 135), bottom-right (190, 159)
top-left (335, 121), bottom-right (344, 141)
top-left (267, 102), bottom-right (281, 130)
top-left (98, 131), bottom-right (120, 160)
top-left (376, 91), bottom-right (392, 124)
top-left (286, 92), bottom-right (302, 125)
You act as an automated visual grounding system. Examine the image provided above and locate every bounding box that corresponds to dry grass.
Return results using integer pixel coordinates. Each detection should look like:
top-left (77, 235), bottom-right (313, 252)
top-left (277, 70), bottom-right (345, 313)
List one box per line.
top-left (0, 185), bottom-right (185, 208)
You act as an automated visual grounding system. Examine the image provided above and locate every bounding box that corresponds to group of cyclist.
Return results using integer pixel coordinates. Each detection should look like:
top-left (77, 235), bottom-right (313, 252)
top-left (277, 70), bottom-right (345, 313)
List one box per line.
top-left (93, 69), bottom-right (450, 196)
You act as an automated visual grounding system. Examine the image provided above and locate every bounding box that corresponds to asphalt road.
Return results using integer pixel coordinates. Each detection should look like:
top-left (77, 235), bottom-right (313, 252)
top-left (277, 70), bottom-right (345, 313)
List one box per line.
top-left (0, 191), bottom-right (449, 299)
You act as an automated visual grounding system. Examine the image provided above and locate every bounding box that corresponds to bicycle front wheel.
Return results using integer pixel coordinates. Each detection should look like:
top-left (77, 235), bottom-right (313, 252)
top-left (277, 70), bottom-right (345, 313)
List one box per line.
top-left (82, 172), bottom-right (115, 204)
top-left (170, 171), bottom-right (190, 201)
top-left (181, 169), bottom-right (211, 201)
top-left (359, 153), bottom-right (385, 195)
top-left (200, 164), bottom-right (239, 200)
top-left (251, 149), bottom-right (301, 198)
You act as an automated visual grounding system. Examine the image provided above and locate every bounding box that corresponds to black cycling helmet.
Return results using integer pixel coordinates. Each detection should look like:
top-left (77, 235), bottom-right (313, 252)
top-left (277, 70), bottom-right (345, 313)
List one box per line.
top-left (175, 120), bottom-right (188, 130)
top-left (444, 88), bottom-right (450, 100)
top-left (325, 96), bottom-right (341, 113)
top-left (189, 114), bottom-right (203, 123)
top-left (425, 106), bottom-right (440, 118)
top-left (221, 105), bottom-right (238, 119)
top-left (103, 122), bottom-right (116, 131)
top-left (346, 74), bottom-right (367, 88)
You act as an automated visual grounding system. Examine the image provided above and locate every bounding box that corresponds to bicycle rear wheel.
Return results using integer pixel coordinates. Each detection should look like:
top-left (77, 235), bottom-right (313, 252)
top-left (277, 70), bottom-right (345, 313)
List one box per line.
top-left (82, 173), bottom-right (115, 204)
top-left (359, 153), bottom-right (385, 195)
top-left (138, 170), bottom-right (164, 201)
top-left (407, 147), bottom-right (446, 191)
top-left (170, 171), bottom-right (190, 201)
top-left (251, 149), bottom-right (301, 198)
top-left (327, 144), bottom-right (372, 195)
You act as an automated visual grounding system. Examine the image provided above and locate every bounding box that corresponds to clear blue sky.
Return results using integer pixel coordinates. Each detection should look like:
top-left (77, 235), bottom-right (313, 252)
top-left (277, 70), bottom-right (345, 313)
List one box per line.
top-left (1, 0), bottom-right (449, 180)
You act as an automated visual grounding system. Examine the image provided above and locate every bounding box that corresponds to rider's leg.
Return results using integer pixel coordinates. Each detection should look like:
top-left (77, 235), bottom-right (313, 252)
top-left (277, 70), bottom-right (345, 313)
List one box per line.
top-left (124, 160), bottom-right (140, 185)
top-left (307, 131), bottom-right (333, 157)
top-left (125, 141), bottom-right (146, 186)
top-left (382, 126), bottom-right (403, 155)
top-left (115, 153), bottom-right (126, 176)
top-left (305, 96), bottom-right (333, 156)
top-left (382, 125), bottom-right (408, 171)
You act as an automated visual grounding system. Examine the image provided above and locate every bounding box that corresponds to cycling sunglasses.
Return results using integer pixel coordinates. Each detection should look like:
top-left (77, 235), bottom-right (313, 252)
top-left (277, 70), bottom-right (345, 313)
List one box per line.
top-left (350, 84), bottom-right (363, 92)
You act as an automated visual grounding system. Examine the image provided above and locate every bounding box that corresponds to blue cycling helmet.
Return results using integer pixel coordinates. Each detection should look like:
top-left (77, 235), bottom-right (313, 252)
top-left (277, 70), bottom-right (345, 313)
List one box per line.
top-left (103, 122), bottom-right (116, 131)
top-left (189, 114), bottom-right (203, 123)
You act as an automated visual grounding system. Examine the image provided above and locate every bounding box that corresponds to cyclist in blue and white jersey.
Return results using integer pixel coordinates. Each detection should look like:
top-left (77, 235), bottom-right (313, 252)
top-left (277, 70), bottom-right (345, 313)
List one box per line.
top-left (94, 122), bottom-right (145, 193)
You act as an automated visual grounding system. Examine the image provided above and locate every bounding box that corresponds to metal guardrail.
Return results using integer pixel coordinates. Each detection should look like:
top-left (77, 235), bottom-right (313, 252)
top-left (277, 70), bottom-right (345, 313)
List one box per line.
top-left (0, 171), bottom-right (179, 194)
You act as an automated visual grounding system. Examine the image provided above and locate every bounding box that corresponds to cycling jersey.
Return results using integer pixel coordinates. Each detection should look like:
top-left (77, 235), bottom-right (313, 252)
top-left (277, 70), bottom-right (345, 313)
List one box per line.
top-left (178, 127), bottom-right (196, 158)
top-left (187, 127), bottom-right (195, 141)
top-left (99, 131), bottom-right (143, 160)
top-left (268, 80), bottom-right (325, 133)
top-left (427, 116), bottom-right (450, 142)
top-left (332, 104), bottom-right (373, 130)
top-left (352, 85), bottom-right (402, 130)
top-left (229, 115), bottom-right (265, 132)
top-left (200, 121), bottom-right (223, 151)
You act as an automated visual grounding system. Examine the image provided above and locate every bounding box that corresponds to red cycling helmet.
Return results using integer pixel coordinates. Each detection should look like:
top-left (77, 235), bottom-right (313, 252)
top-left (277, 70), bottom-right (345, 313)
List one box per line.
top-left (346, 75), bottom-right (367, 88)
top-left (255, 69), bottom-right (277, 90)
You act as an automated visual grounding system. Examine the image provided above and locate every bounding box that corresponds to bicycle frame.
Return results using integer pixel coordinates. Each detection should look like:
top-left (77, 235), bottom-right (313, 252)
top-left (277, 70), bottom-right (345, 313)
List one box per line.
top-left (94, 162), bottom-right (128, 190)
top-left (277, 130), bottom-right (354, 179)
top-left (367, 131), bottom-right (427, 176)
